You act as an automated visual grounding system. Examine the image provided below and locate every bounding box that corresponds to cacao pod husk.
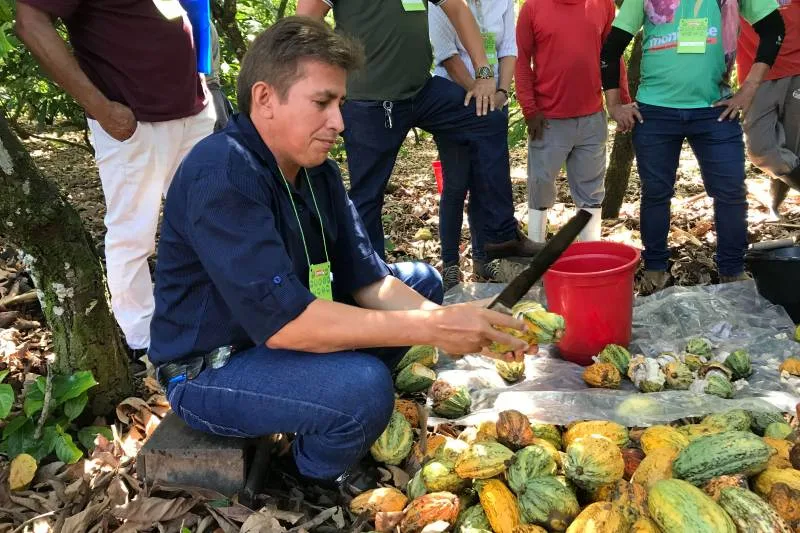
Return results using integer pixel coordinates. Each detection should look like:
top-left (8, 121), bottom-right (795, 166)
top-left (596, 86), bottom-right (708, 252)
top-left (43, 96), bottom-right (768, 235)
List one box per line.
top-left (394, 399), bottom-right (420, 428)
top-left (370, 410), bottom-right (413, 465)
top-left (400, 492), bottom-right (460, 533)
top-left (582, 362), bottom-right (621, 389)
top-left (496, 410), bottom-right (535, 451)
top-left (350, 487), bottom-right (408, 518)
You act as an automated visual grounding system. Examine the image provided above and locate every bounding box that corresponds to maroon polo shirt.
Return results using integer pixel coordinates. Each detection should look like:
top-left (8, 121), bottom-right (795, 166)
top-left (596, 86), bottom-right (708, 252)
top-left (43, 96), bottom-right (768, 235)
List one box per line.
top-left (21, 0), bottom-right (206, 122)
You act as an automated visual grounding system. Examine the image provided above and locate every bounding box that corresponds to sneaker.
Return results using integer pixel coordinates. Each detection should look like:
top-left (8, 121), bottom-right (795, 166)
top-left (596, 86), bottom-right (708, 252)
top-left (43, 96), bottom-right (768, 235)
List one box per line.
top-left (640, 270), bottom-right (671, 295)
top-left (473, 258), bottom-right (500, 281)
top-left (442, 262), bottom-right (462, 292)
top-left (484, 229), bottom-right (546, 260)
top-left (719, 272), bottom-right (752, 283)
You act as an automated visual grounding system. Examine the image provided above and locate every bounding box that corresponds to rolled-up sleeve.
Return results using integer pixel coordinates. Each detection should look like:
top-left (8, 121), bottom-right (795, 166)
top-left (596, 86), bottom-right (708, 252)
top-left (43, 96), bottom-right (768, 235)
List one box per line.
top-left (186, 173), bottom-right (315, 345)
top-left (326, 163), bottom-right (391, 294)
top-left (428, 4), bottom-right (460, 66)
top-left (498, 0), bottom-right (517, 58)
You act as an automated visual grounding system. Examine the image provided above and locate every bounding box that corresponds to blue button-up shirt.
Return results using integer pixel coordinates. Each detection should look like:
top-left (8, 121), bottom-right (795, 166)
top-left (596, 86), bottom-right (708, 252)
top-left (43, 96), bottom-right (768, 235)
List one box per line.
top-left (149, 114), bottom-right (391, 365)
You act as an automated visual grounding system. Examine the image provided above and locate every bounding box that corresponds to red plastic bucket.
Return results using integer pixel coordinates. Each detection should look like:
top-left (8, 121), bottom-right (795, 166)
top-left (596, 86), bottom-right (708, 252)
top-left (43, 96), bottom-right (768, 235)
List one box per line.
top-left (432, 160), bottom-right (444, 194)
top-left (543, 241), bottom-right (641, 366)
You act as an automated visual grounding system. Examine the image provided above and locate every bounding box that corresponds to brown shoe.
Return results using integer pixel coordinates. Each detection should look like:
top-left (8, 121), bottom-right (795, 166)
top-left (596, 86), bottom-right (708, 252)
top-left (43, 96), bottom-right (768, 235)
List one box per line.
top-left (485, 229), bottom-right (545, 260)
top-left (639, 270), bottom-right (671, 295)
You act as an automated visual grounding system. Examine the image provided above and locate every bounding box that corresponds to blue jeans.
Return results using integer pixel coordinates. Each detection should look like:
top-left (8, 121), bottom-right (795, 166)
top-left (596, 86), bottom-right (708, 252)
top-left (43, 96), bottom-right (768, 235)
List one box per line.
top-left (435, 136), bottom-right (486, 264)
top-left (166, 261), bottom-right (442, 480)
top-left (633, 103), bottom-right (747, 276)
top-left (342, 76), bottom-right (517, 258)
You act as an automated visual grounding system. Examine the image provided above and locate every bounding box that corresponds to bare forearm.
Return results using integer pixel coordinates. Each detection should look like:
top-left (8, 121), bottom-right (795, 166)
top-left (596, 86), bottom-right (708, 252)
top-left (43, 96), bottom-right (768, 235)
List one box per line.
top-left (443, 55), bottom-right (475, 92)
top-left (604, 88), bottom-right (622, 109)
top-left (497, 56), bottom-right (514, 92)
top-left (744, 62), bottom-right (770, 87)
top-left (353, 276), bottom-right (441, 312)
top-left (15, 4), bottom-right (108, 116)
top-left (296, 0), bottom-right (330, 19)
top-left (441, 0), bottom-right (489, 71)
top-left (266, 299), bottom-right (435, 353)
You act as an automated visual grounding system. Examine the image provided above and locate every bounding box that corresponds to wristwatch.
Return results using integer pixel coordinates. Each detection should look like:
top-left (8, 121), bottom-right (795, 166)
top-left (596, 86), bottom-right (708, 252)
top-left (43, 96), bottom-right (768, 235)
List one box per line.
top-left (476, 65), bottom-right (494, 80)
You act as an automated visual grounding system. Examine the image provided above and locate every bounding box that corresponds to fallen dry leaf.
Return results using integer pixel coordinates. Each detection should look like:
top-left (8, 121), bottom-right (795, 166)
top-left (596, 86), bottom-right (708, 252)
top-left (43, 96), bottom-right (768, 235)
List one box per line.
top-left (112, 495), bottom-right (196, 523)
top-left (116, 397), bottom-right (150, 425)
top-left (9, 454), bottom-right (37, 491)
top-left (62, 500), bottom-right (108, 533)
top-left (239, 507), bottom-right (285, 533)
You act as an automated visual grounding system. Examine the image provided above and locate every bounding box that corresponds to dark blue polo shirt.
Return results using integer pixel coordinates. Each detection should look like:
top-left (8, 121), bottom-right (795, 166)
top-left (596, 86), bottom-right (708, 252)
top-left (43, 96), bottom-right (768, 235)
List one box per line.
top-left (149, 113), bottom-right (391, 365)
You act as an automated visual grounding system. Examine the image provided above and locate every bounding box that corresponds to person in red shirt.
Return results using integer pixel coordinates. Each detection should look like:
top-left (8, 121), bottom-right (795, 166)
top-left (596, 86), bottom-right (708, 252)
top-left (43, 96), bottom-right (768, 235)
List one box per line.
top-left (738, 0), bottom-right (800, 218)
top-left (516, 0), bottom-right (630, 243)
top-left (15, 0), bottom-right (216, 357)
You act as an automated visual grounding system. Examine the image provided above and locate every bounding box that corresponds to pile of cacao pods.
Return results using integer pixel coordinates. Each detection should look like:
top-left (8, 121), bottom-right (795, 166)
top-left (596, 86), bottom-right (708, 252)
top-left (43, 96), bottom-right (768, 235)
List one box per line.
top-left (582, 337), bottom-right (753, 398)
top-left (357, 402), bottom-right (800, 533)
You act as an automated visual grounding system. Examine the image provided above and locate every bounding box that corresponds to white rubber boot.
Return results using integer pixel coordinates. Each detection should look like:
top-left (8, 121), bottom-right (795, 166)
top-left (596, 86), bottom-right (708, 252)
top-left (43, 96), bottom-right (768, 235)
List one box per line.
top-left (578, 207), bottom-right (602, 242)
top-left (528, 208), bottom-right (548, 243)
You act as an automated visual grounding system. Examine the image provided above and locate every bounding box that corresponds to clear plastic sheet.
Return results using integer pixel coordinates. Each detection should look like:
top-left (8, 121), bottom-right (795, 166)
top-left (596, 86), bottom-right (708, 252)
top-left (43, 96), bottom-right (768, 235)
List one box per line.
top-left (433, 280), bottom-right (800, 426)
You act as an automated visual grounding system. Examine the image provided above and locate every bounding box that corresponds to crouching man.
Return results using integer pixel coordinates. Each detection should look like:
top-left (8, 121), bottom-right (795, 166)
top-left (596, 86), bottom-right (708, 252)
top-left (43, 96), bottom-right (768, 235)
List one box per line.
top-left (148, 17), bottom-right (527, 495)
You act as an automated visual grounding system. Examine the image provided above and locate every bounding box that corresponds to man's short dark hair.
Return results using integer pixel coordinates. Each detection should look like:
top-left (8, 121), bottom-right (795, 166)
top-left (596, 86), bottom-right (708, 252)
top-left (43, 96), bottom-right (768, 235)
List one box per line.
top-left (237, 16), bottom-right (364, 114)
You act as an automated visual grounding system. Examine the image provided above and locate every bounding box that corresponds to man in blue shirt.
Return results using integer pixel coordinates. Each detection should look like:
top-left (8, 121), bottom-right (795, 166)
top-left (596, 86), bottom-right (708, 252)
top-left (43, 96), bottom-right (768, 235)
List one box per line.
top-left (150, 17), bottom-right (528, 494)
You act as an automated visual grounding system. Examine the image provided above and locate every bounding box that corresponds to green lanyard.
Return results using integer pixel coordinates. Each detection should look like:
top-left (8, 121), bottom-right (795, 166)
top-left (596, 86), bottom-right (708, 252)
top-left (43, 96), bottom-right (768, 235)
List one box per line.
top-left (278, 168), bottom-right (333, 301)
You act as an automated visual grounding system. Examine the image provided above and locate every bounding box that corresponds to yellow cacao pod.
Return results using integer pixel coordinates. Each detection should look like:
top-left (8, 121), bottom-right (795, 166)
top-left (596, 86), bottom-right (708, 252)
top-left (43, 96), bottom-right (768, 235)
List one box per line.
top-left (764, 437), bottom-right (794, 469)
top-left (400, 492), bottom-right (460, 533)
top-left (582, 362), bottom-right (621, 389)
top-left (630, 517), bottom-right (662, 533)
top-left (640, 425), bottom-right (690, 455)
top-left (477, 479), bottom-right (521, 533)
top-left (455, 441), bottom-right (514, 479)
top-left (565, 501), bottom-right (626, 533)
top-left (564, 420), bottom-right (629, 448)
top-left (349, 487), bottom-right (408, 518)
top-left (631, 447), bottom-right (678, 491)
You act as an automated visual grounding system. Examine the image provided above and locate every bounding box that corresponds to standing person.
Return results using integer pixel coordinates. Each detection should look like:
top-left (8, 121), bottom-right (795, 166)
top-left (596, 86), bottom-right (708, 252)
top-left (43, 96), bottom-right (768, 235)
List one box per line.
top-left (428, 0), bottom-right (517, 290)
top-left (297, 0), bottom-right (541, 263)
top-left (150, 18), bottom-right (529, 494)
top-left (208, 23), bottom-right (235, 132)
top-left (600, 0), bottom-right (785, 292)
top-left (15, 0), bottom-right (216, 356)
top-left (516, 0), bottom-right (630, 244)
top-left (738, 0), bottom-right (800, 218)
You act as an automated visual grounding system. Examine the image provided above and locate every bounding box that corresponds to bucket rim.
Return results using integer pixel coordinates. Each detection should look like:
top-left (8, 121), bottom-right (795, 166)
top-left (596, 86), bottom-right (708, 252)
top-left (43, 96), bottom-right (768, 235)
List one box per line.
top-left (546, 241), bottom-right (641, 278)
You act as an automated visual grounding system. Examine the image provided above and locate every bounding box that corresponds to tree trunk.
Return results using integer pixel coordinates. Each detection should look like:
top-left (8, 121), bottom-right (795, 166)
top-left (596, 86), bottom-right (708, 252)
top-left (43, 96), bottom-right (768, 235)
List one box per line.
top-left (212, 0), bottom-right (247, 61)
top-left (602, 31), bottom-right (644, 220)
top-left (276, 0), bottom-right (290, 20)
top-left (0, 110), bottom-right (132, 415)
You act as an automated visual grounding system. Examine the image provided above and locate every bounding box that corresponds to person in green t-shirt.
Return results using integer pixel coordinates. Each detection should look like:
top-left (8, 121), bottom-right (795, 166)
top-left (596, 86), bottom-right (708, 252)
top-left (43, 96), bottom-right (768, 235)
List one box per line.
top-left (599, 0), bottom-right (785, 293)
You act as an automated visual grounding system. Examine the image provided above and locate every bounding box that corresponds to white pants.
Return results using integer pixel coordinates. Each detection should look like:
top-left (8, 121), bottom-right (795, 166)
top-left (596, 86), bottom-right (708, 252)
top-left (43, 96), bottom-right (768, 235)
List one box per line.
top-left (88, 104), bottom-right (216, 349)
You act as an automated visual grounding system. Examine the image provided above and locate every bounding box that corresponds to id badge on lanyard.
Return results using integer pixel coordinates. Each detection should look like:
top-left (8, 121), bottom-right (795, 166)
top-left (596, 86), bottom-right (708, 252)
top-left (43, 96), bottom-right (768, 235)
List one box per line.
top-left (401, 0), bottom-right (426, 11)
top-left (309, 262), bottom-right (333, 301)
top-left (677, 17), bottom-right (709, 54)
top-left (483, 32), bottom-right (498, 67)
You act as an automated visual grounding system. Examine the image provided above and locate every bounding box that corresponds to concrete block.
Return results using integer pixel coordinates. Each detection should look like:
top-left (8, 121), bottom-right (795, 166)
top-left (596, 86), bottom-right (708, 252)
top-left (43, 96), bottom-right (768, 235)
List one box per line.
top-left (137, 412), bottom-right (254, 496)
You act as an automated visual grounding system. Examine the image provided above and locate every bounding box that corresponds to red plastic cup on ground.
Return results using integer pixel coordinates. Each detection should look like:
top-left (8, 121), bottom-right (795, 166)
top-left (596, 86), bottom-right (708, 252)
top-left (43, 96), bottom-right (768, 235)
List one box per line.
top-left (543, 241), bottom-right (641, 366)
top-left (432, 160), bottom-right (444, 195)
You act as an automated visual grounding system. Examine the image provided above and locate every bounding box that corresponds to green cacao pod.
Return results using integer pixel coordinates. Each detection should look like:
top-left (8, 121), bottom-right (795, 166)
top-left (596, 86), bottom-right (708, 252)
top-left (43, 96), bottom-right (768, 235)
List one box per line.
top-left (395, 363), bottom-right (436, 393)
top-left (434, 437), bottom-right (470, 463)
top-left (648, 479), bottom-right (735, 533)
top-left (723, 349), bottom-right (752, 380)
top-left (683, 354), bottom-right (706, 371)
top-left (423, 460), bottom-right (468, 493)
top-left (596, 344), bottom-right (631, 374)
top-left (750, 407), bottom-right (786, 434)
top-left (512, 301), bottom-right (566, 345)
top-left (370, 410), bottom-right (413, 465)
top-left (517, 476), bottom-right (580, 531)
top-left (506, 444), bottom-right (558, 495)
top-left (701, 409), bottom-right (752, 432)
top-left (454, 441), bottom-right (514, 479)
top-left (495, 359), bottom-right (526, 383)
top-left (454, 504), bottom-right (492, 533)
top-left (664, 361), bottom-right (694, 390)
top-left (564, 436), bottom-right (624, 491)
top-left (396, 345), bottom-right (438, 371)
top-left (407, 468), bottom-right (428, 499)
top-left (717, 487), bottom-right (793, 533)
top-left (686, 337), bottom-right (714, 358)
top-left (764, 421), bottom-right (794, 440)
top-left (430, 380), bottom-right (471, 419)
top-left (703, 373), bottom-right (734, 399)
top-left (672, 430), bottom-right (772, 486)
top-left (531, 423), bottom-right (562, 450)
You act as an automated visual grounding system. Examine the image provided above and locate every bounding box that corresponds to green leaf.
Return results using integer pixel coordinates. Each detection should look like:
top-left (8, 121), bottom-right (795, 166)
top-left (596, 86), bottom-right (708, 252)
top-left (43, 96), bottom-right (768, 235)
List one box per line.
top-left (23, 386), bottom-right (44, 418)
top-left (0, 369), bottom-right (8, 383)
top-left (181, 528), bottom-right (191, 533)
top-left (52, 371), bottom-right (97, 404)
top-left (77, 426), bottom-right (112, 451)
top-left (5, 418), bottom-right (36, 459)
top-left (31, 425), bottom-right (59, 461)
top-left (0, 383), bottom-right (13, 419)
top-left (35, 376), bottom-right (46, 393)
top-left (63, 392), bottom-right (88, 421)
top-left (54, 433), bottom-right (83, 464)
top-left (2, 415), bottom-right (28, 440)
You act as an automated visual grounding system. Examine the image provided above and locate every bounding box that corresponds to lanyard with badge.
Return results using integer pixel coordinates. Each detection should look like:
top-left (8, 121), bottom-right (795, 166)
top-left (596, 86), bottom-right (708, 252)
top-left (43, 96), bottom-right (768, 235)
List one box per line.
top-left (472, 0), bottom-right (498, 68)
top-left (677, 0), bottom-right (709, 54)
top-left (279, 168), bottom-right (333, 301)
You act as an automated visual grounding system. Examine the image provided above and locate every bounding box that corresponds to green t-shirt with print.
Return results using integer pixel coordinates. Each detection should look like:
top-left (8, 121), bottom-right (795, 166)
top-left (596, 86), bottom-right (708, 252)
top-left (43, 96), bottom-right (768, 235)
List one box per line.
top-left (613, 0), bottom-right (777, 108)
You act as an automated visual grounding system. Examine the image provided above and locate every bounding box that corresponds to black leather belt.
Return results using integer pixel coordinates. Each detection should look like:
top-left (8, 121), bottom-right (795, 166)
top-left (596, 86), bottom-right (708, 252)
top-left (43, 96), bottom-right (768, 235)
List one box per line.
top-left (156, 345), bottom-right (241, 389)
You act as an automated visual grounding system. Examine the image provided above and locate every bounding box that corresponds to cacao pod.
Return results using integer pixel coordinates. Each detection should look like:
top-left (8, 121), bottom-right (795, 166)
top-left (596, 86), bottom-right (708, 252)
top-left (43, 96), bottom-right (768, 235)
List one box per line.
top-left (702, 474), bottom-right (748, 501)
top-left (531, 423), bottom-right (562, 450)
top-left (409, 433), bottom-right (448, 470)
top-left (596, 344), bottom-right (631, 374)
top-left (395, 399), bottom-right (420, 428)
top-left (396, 345), bottom-right (438, 371)
top-left (565, 501), bottom-right (626, 533)
top-left (608, 479), bottom-right (648, 524)
top-left (512, 301), bottom-right (566, 345)
top-left (564, 420), bottom-right (628, 448)
top-left (750, 407), bottom-right (786, 435)
top-left (764, 421), bottom-right (794, 440)
top-left (400, 492), bottom-right (460, 533)
top-left (779, 357), bottom-right (800, 377)
top-left (631, 447), bottom-right (678, 491)
top-left (686, 337), bottom-right (714, 358)
top-left (350, 487), bottom-right (408, 518)
top-left (701, 409), bottom-right (751, 432)
top-left (496, 359), bottom-right (526, 383)
top-left (370, 410), bottom-right (413, 465)
top-left (430, 380), bottom-right (472, 419)
top-left (723, 349), bottom-right (752, 380)
top-left (622, 448), bottom-right (645, 480)
top-left (454, 441), bottom-right (514, 479)
top-left (506, 444), bottom-right (558, 495)
top-left (664, 361), bottom-right (694, 390)
top-left (517, 476), bottom-right (580, 531)
top-left (764, 437), bottom-right (793, 470)
top-left (640, 425), bottom-right (689, 455)
top-left (395, 363), bottom-right (436, 393)
top-left (423, 460), bottom-right (467, 493)
top-left (477, 479), bottom-right (521, 533)
top-left (407, 468), bottom-right (427, 500)
top-left (564, 436), bottom-right (624, 491)
top-left (629, 517), bottom-right (661, 533)
top-left (582, 362), bottom-right (621, 389)
top-left (496, 410), bottom-right (535, 450)
top-left (454, 504), bottom-right (491, 532)
top-left (627, 355), bottom-right (665, 393)
top-left (434, 437), bottom-right (470, 464)
top-left (767, 482), bottom-right (800, 527)
top-left (459, 421), bottom-right (498, 444)
top-left (683, 354), bottom-right (706, 371)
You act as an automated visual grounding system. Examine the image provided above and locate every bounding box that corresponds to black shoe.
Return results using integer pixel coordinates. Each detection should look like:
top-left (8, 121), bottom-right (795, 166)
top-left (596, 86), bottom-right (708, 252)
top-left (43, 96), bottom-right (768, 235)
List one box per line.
top-left (272, 453), bottom-right (379, 498)
top-left (770, 179), bottom-right (790, 219)
top-left (442, 262), bottom-right (462, 292)
top-left (484, 229), bottom-right (546, 260)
